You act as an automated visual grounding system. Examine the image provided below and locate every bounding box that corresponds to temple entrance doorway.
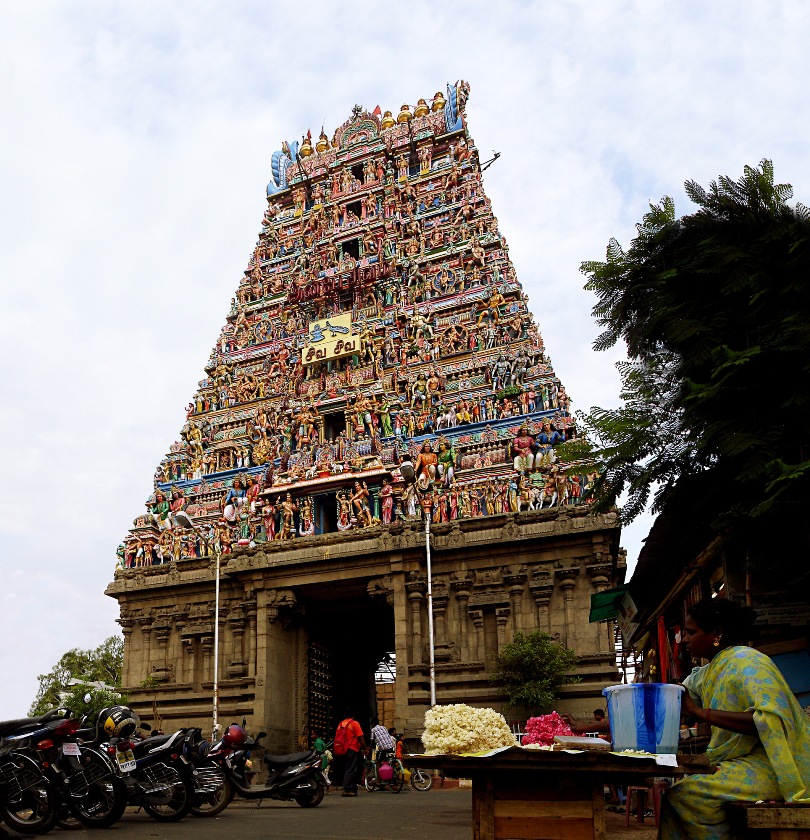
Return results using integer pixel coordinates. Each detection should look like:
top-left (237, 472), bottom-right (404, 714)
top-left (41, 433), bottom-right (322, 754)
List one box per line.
top-left (299, 576), bottom-right (394, 741)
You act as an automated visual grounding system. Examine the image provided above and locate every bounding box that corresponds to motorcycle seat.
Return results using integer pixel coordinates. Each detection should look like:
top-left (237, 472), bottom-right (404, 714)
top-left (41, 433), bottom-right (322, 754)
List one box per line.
top-left (0, 713), bottom-right (64, 738)
top-left (132, 734), bottom-right (173, 757)
top-left (75, 727), bottom-right (96, 741)
top-left (263, 749), bottom-right (314, 768)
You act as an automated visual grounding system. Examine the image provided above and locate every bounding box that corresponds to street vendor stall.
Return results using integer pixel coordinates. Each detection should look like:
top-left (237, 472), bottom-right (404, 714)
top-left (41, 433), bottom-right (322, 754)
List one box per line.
top-left (405, 746), bottom-right (713, 840)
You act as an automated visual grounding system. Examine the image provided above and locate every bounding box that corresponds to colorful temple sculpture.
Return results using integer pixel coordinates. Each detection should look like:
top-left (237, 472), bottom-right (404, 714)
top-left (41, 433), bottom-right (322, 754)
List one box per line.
top-left (107, 82), bottom-right (624, 750)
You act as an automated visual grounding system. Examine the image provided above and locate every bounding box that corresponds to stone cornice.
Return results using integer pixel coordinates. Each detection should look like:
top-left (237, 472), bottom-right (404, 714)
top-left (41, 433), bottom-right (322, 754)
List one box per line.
top-left (106, 507), bottom-right (620, 598)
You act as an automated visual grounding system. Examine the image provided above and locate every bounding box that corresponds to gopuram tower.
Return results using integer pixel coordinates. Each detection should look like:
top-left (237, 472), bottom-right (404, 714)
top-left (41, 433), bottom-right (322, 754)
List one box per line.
top-left (107, 82), bottom-right (624, 750)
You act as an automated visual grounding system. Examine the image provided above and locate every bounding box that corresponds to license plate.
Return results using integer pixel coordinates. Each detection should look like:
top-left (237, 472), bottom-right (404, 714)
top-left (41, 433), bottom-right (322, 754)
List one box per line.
top-left (117, 749), bottom-right (136, 773)
top-left (62, 743), bottom-right (81, 756)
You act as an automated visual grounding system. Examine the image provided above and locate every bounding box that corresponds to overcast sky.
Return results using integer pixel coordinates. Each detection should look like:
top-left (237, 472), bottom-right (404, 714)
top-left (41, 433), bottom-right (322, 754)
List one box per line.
top-left (1, 1), bottom-right (807, 719)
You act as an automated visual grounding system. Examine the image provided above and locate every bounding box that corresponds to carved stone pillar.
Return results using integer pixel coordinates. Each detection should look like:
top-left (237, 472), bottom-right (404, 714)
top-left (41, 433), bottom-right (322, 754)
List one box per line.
top-left (184, 638), bottom-right (196, 687)
top-left (201, 635), bottom-right (213, 683)
top-left (245, 600), bottom-right (258, 677)
top-left (587, 563), bottom-right (613, 654)
top-left (433, 577), bottom-right (449, 646)
top-left (406, 575), bottom-right (426, 664)
top-left (138, 615), bottom-right (154, 687)
top-left (226, 606), bottom-right (247, 678)
top-left (450, 573), bottom-right (472, 658)
top-left (504, 566), bottom-right (527, 636)
top-left (495, 607), bottom-right (511, 652)
top-left (529, 570), bottom-right (554, 633)
top-left (117, 615), bottom-right (135, 686)
top-left (556, 568), bottom-right (579, 648)
top-left (151, 619), bottom-right (173, 682)
top-left (468, 609), bottom-right (485, 662)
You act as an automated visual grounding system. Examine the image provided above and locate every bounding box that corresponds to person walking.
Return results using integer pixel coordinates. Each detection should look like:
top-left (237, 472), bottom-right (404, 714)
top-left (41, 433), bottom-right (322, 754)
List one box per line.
top-left (333, 709), bottom-right (368, 797)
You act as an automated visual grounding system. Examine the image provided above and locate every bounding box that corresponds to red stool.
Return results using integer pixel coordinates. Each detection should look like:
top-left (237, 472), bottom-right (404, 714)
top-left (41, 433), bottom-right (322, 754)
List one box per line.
top-left (625, 781), bottom-right (669, 827)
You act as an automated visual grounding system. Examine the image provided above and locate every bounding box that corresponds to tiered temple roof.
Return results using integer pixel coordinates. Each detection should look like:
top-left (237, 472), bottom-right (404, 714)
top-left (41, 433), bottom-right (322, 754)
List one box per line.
top-left (118, 81), bottom-right (593, 568)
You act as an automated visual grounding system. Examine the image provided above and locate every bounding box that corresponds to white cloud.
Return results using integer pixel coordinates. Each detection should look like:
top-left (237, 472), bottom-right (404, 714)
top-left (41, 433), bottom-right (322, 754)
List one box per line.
top-left (1, 0), bottom-right (807, 717)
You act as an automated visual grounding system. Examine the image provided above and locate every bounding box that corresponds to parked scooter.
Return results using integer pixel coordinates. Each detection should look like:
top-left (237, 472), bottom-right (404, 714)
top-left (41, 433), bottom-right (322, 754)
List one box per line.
top-left (206, 725), bottom-right (325, 808)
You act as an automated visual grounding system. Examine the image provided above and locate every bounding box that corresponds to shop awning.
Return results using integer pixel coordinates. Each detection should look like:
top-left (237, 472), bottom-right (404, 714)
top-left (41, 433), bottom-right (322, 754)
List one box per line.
top-left (589, 585), bottom-right (630, 623)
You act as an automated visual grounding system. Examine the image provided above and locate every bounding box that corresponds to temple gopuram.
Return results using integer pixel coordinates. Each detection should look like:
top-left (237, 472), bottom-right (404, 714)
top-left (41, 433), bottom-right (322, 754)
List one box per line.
top-left (106, 82), bottom-right (624, 751)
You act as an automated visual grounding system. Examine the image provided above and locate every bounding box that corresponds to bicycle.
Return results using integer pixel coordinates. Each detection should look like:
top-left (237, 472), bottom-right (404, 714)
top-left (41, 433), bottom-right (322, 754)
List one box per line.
top-left (409, 767), bottom-right (434, 792)
top-left (363, 752), bottom-right (404, 793)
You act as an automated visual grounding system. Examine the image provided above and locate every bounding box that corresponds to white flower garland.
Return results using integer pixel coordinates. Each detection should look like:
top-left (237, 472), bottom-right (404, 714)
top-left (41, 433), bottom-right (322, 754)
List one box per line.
top-left (421, 703), bottom-right (518, 755)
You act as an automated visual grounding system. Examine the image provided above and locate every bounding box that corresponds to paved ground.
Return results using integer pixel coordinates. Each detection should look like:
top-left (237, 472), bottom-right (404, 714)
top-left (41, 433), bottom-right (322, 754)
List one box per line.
top-left (2, 786), bottom-right (658, 839)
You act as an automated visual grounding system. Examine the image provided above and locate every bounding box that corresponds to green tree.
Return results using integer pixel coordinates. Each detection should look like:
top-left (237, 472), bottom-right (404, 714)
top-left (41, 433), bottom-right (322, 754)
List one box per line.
top-left (30, 636), bottom-right (124, 715)
top-left (490, 630), bottom-right (579, 712)
top-left (567, 161), bottom-right (810, 550)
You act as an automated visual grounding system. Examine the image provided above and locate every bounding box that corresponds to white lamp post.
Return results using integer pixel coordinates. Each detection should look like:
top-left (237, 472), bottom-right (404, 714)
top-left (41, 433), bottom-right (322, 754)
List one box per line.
top-left (401, 455), bottom-right (436, 707)
top-left (424, 507), bottom-right (437, 707)
top-left (175, 511), bottom-right (221, 741)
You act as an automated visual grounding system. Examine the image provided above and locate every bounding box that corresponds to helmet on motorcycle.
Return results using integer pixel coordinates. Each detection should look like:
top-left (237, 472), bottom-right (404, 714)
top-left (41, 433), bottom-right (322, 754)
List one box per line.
top-left (99, 705), bottom-right (139, 739)
top-left (222, 724), bottom-right (247, 748)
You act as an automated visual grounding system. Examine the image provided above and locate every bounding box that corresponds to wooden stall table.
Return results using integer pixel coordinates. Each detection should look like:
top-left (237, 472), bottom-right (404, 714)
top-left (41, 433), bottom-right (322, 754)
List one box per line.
top-left (405, 746), bottom-right (714, 840)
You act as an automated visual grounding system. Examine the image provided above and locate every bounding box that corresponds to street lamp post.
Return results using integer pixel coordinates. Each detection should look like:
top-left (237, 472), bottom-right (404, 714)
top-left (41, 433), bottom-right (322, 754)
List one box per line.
top-left (175, 511), bottom-right (221, 742)
top-left (211, 538), bottom-right (221, 742)
top-left (424, 508), bottom-right (437, 707)
top-left (402, 452), bottom-right (437, 708)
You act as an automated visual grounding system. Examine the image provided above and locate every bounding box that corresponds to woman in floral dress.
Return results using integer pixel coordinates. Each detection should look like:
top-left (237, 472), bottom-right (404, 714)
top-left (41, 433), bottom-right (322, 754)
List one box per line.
top-left (660, 599), bottom-right (810, 839)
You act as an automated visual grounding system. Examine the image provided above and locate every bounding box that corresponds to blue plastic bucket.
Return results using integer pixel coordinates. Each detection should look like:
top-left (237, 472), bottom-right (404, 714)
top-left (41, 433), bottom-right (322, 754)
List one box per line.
top-left (602, 683), bottom-right (684, 754)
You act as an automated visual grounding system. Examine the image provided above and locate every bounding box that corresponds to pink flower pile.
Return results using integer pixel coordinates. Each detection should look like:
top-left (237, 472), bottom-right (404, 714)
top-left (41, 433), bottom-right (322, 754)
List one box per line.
top-left (521, 712), bottom-right (572, 746)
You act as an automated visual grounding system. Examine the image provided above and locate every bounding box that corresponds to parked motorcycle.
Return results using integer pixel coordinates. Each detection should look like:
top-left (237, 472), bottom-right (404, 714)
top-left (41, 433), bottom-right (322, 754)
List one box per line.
top-left (207, 725), bottom-right (325, 808)
top-left (1, 707), bottom-right (127, 831)
top-left (181, 727), bottom-right (234, 818)
top-left (0, 713), bottom-right (61, 835)
top-left (94, 706), bottom-right (196, 822)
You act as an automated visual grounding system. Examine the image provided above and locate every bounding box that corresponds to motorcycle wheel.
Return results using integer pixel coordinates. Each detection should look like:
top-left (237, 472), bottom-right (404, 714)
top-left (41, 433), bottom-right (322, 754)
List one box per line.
top-left (57, 801), bottom-right (84, 830)
top-left (294, 781), bottom-right (325, 808)
top-left (67, 749), bottom-right (128, 828)
top-left (410, 768), bottom-right (433, 792)
top-left (0, 759), bottom-right (60, 835)
top-left (140, 763), bottom-right (195, 822)
top-left (190, 770), bottom-right (234, 817)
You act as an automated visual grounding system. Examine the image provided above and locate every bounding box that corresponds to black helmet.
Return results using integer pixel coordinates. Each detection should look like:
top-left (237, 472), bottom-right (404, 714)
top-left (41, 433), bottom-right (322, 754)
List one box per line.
top-left (99, 705), bottom-right (139, 739)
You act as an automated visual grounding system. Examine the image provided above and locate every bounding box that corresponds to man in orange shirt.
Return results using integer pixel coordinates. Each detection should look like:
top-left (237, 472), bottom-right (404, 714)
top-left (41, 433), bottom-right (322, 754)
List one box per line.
top-left (334, 709), bottom-right (368, 797)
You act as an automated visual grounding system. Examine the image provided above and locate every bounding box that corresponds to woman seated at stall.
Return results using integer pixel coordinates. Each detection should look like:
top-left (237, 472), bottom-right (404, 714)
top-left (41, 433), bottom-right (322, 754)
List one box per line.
top-left (660, 598), bottom-right (810, 839)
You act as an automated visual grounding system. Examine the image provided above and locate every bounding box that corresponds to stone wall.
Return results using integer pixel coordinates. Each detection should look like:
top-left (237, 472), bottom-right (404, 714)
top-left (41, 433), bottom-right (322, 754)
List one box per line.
top-left (107, 506), bottom-right (623, 750)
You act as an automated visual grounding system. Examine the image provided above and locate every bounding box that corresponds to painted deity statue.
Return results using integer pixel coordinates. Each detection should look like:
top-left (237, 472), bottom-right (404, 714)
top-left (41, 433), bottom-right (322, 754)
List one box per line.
top-left (512, 425), bottom-right (537, 473)
top-left (380, 479), bottom-right (394, 525)
top-left (277, 493), bottom-right (298, 539)
top-left (350, 481), bottom-right (373, 527)
top-left (414, 441), bottom-right (438, 484)
top-left (262, 498), bottom-right (278, 541)
top-left (437, 439), bottom-right (456, 487)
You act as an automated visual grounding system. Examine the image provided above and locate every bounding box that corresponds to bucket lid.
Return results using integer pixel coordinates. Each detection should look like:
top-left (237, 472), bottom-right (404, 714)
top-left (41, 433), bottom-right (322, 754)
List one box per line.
top-left (602, 683), bottom-right (684, 696)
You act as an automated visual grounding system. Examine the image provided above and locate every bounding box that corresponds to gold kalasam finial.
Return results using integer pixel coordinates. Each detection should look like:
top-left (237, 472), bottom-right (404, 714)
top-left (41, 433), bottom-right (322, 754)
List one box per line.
top-left (414, 98), bottom-right (429, 118)
top-left (300, 133), bottom-right (313, 157)
top-left (431, 91), bottom-right (446, 112)
top-left (381, 110), bottom-right (395, 130)
top-left (315, 128), bottom-right (328, 154)
top-left (396, 103), bottom-right (413, 123)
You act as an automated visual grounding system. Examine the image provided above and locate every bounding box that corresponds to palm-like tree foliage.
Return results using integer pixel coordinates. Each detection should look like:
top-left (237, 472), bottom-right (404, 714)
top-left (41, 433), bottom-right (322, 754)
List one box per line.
top-left (575, 160), bottom-right (810, 546)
